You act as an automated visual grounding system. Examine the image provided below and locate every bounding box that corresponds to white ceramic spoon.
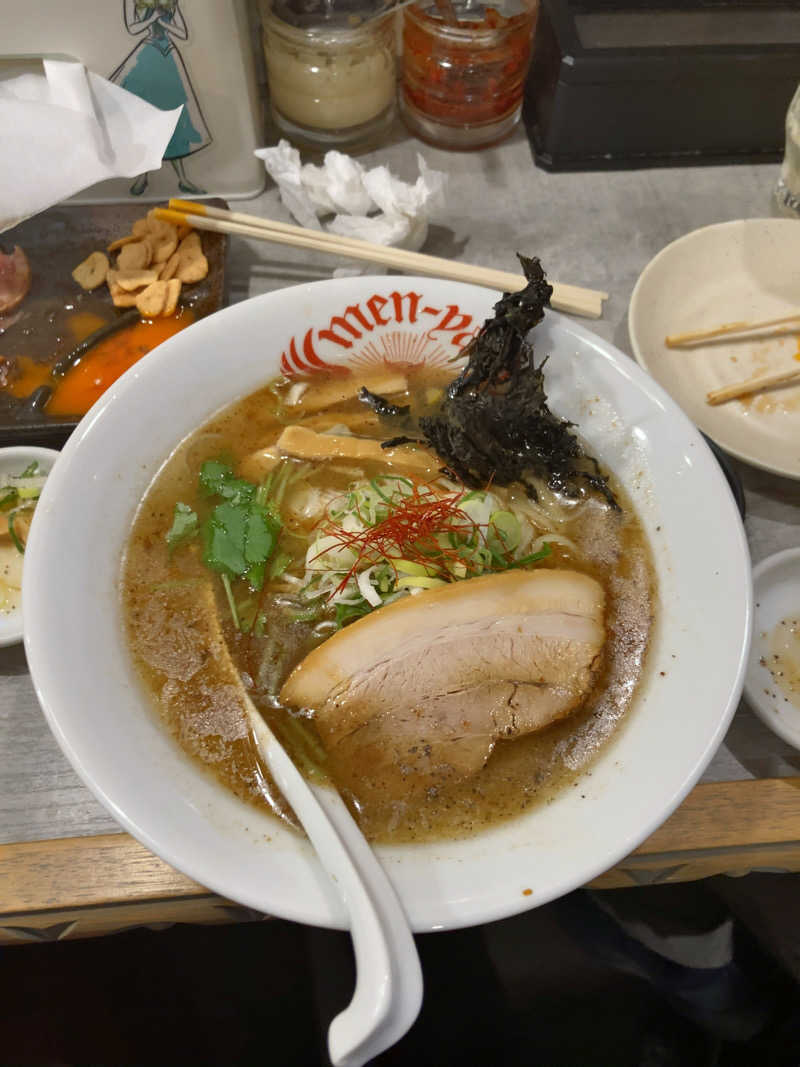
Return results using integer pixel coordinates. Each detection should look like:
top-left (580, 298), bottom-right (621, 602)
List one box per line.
top-left (245, 697), bottom-right (424, 1066)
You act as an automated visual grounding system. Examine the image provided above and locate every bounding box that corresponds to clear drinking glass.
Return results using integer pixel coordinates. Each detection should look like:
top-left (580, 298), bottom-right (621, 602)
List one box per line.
top-left (775, 84), bottom-right (800, 219)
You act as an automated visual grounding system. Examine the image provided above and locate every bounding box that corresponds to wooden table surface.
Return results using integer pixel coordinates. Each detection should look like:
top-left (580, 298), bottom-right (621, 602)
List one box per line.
top-left (2, 124), bottom-right (800, 943)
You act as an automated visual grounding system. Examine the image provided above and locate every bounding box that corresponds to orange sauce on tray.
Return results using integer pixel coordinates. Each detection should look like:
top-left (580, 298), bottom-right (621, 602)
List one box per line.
top-left (3, 309), bottom-right (194, 417)
top-left (3, 359), bottom-right (51, 399)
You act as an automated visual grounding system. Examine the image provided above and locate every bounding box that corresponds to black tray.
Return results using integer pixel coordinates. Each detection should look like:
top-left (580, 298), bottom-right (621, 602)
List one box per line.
top-left (0, 200), bottom-right (228, 447)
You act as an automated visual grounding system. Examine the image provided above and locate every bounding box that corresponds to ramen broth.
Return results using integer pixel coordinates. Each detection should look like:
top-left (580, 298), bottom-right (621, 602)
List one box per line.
top-left (122, 368), bottom-right (655, 843)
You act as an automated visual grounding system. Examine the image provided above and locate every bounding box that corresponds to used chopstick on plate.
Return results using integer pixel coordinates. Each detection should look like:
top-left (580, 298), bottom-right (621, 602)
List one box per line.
top-left (666, 313), bottom-right (800, 348)
top-left (156, 201), bottom-right (608, 319)
top-left (706, 366), bottom-right (800, 406)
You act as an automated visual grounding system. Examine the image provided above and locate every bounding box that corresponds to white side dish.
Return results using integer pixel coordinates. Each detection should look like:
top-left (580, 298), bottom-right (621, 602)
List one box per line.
top-left (0, 445), bottom-right (59, 647)
top-left (629, 219), bottom-right (800, 479)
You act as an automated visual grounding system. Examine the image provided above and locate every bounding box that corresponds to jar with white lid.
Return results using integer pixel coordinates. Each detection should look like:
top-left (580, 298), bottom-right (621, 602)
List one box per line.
top-left (259, 0), bottom-right (397, 151)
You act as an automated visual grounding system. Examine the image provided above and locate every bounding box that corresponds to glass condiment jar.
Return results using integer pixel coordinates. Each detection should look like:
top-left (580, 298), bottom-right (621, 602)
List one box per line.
top-left (775, 83), bottom-right (800, 219)
top-left (400, 0), bottom-right (539, 150)
top-left (259, 0), bottom-right (397, 151)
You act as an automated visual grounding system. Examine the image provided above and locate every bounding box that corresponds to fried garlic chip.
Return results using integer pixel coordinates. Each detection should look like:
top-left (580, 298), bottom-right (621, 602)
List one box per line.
top-left (159, 251), bottom-right (180, 282)
top-left (107, 275), bottom-right (139, 308)
top-left (136, 279), bottom-right (168, 318)
top-left (163, 278), bottom-right (182, 317)
top-left (117, 239), bottom-right (153, 272)
top-left (176, 231), bottom-right (209, 284)
top-left (114, 268), bottom-right (159, 292)
top-left (72, 251), bottom-right (109, 291)
top-left (107, 234), bottom-right (138, 253)
top-left (152, 234), bottom-right (178, 264)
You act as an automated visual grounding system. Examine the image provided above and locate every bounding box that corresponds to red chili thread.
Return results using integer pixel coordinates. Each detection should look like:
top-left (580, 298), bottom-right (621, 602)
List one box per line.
top-left (311, 479), bottom-right (497, 598)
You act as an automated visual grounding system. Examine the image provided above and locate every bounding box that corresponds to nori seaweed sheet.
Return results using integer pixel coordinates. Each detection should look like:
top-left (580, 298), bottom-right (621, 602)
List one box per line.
top-left (362, 255), bottom-right (617, 508)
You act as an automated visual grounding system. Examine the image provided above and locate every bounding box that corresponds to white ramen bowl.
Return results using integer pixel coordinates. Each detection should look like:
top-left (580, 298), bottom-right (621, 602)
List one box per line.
top-left (23, 277), bottom-right (751, 932)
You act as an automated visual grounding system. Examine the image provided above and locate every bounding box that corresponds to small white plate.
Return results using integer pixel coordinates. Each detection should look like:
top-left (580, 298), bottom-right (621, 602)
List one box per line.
top-left (0, 446), bottom-right (60, 647)
top-left (629, 219), bottom-right (800, 479)
top-left (744, 547), bottom-right (800, 751)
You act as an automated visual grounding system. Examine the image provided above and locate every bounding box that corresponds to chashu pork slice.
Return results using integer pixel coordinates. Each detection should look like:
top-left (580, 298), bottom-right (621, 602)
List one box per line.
top-left (280, 569), bottom-right (606, 783)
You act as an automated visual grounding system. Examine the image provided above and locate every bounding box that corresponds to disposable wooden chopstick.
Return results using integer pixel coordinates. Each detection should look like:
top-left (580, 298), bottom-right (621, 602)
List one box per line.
top-left (666, 314), bottom-right (800, 348)
top-left (706, 366), bottom-right (800, 405)
top-left (160, 201), bottom-right (608, 319)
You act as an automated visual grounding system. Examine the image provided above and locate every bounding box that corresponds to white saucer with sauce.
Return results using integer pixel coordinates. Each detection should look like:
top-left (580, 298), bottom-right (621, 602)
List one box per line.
top-left (744, 547), bottom-right (800, 751)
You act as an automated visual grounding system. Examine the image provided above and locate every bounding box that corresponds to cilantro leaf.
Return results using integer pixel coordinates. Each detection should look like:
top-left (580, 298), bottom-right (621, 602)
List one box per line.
top-left (244, 559), bottom-right (266, 591)
top-left (188, 458), bottom-right (287, 626)
top-left (199, 459), bottom-right (255, 504)
top-left (166, 502), bottom-right (199, 555)
top-left (202, 498), bottom-right (280, 591)
top-left (198, 459), bottom-right (233, 495)
top-left (203, 500), bottom-right (248, 576)
top-left (244, 505), bottom-right (277, 564)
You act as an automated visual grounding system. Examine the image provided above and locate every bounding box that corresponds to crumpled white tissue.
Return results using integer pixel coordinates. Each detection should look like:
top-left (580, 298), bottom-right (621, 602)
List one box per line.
top-left (255, 141), bottom-right (447, 274)
top-left (0, 59), bottom-right (181, 233)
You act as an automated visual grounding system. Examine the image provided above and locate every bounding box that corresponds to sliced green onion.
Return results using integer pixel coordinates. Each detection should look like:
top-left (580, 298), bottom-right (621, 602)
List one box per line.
top-left (396, 575), bottom-right (446, 591)
top-left (271, 463), bottom-right (293, 508)
top-left (508, 543), bottom-right (552, 568)
top-left (256, 471), bottom-right (274, 506)
top-left (394, 559), bottom-right (435, 577)
top-left (490, 510), bottom-right (521, 552)
top-left (369, 478), bottom-right (392, 504)
top-left (6, 511), bottom-right (25, 554)
top-left (357, 566), bottom-right (382, 607)
top-left (268, 550), bottom-right (292, 580)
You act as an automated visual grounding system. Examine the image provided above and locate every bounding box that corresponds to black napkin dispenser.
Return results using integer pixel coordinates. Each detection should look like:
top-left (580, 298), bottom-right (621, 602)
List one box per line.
top-left (523, 0), bottom-right (800, 171)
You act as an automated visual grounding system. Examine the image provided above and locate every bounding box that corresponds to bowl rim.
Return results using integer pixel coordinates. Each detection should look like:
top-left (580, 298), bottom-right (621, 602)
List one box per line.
top-left (23, 276), bottom-right (752, 931)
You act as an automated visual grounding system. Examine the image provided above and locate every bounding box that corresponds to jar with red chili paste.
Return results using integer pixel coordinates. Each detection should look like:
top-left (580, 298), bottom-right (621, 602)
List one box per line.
top-left (400, 0), bottom-right (539, 149)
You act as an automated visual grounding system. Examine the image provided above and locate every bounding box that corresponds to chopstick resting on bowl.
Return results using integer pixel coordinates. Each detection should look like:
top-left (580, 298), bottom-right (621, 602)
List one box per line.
top-left (155, 202), bottom-right (608, 319)
top-left (707, 366), bottom-right (800, 405)
top-left (666, 314), bottom-right (800, 348)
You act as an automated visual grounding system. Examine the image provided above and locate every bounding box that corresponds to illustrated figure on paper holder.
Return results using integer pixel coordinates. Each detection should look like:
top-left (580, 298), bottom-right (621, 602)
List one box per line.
top-left (110, 0), bottom-right (212, 197)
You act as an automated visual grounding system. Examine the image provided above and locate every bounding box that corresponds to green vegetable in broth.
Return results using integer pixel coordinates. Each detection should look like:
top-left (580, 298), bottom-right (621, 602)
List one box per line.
top-left (298, 476), bottom-right (556, 630)
top-left (166, 502), bottom-right (199, 555)
top-left (165, 459), bottom-right (284, 629)
top-left (199, 460), bottom-right (255, 504)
